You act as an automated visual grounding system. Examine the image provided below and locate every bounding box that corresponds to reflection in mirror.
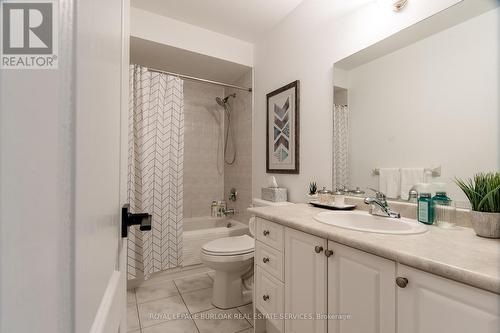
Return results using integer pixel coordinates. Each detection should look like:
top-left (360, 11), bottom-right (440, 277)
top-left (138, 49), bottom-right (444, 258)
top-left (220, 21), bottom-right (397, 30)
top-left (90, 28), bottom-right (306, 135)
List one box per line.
top-left (333, 1), bottom-right (499, 206)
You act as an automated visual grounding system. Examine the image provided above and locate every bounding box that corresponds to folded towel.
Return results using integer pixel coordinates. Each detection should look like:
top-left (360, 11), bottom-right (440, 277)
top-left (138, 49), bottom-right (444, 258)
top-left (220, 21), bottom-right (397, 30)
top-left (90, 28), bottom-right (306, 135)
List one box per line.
top-left (379, 168), bottom-right (401, 199)
top-left (401, 168), bottom-right (425, 200)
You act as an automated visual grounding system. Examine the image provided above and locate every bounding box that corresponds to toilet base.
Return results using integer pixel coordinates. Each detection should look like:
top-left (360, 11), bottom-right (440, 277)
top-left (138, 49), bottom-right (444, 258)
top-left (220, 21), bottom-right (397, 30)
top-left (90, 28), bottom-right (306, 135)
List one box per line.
top-left (212, 270), bottom-right (253, 309)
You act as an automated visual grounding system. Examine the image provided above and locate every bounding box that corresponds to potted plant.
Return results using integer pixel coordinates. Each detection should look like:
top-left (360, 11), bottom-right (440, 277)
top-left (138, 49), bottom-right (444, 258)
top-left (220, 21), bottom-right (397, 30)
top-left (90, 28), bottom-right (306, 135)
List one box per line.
top-left (455, 172), bottom-right (500, 238)
top-left (309, 182), bottom-right (317, 196)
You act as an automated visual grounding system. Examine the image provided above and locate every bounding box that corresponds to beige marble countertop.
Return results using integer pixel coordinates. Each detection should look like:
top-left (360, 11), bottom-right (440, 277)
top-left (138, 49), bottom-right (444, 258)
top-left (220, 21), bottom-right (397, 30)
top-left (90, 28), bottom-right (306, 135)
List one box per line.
top-left (248, 203), bottom-right (500, 294)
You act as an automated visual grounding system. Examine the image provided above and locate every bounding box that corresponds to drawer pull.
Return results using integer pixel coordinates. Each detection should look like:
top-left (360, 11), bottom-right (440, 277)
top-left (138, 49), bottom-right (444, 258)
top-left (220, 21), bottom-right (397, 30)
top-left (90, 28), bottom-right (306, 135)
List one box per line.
top-left (314, 246), bottom-right (324, 253)
top-left (262, 294), bottom-right (270, 301)
top-left (263, 230), bottom-right (270, 236)
top-left (396, 277), bottom-right (409, 288)
top-left (324, 249), bottom-right (334, 257)
top-left (262, 257), bottom-right (270, 263)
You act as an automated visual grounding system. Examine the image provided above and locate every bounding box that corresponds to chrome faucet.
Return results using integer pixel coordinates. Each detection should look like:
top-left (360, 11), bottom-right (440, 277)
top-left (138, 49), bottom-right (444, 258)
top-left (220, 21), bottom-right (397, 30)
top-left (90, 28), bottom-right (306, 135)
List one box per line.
top-left (364, 188), bottom-right (401, 219)
top-left (220, 207), bottom-right (235, 217)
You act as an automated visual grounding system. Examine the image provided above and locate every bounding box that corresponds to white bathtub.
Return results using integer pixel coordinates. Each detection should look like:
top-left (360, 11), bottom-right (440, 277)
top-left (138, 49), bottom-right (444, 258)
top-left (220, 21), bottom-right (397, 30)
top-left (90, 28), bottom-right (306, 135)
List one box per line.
top-left (183, 217), bottom-right (249, 266)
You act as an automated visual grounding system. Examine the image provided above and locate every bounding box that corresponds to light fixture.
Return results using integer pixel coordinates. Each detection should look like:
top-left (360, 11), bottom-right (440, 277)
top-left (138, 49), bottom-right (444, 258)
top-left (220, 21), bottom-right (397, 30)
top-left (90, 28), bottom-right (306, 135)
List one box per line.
top-left (393, 0), bottom-right (408, 12)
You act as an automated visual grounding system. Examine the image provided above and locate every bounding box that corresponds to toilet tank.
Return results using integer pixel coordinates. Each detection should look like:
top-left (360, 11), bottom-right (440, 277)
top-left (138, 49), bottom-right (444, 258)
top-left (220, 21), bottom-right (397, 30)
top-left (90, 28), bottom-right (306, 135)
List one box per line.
top-left (249, 198), bottom-right (292, 236)
top-left (252, 198), bottom-right (293, 207)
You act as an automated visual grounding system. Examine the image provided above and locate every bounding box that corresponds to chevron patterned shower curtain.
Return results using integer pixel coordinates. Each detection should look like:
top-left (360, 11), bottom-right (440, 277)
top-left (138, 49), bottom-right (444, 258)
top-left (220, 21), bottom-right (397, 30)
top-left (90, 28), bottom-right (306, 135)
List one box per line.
top-left (127, 65), bottom-right (184, 279)
top-left (333, 104), bottom-right (349, 190)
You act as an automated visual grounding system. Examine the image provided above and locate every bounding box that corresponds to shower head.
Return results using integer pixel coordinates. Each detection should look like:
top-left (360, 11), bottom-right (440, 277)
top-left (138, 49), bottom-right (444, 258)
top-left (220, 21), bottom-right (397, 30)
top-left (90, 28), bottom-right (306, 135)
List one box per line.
top-left (216, 93), bottom-right (236, 107)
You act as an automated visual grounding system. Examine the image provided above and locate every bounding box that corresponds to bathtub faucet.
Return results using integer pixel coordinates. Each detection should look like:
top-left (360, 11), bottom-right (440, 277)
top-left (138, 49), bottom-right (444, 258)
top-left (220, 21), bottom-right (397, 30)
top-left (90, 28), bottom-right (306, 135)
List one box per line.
top-left (220, 207), bottom-right (235, 217)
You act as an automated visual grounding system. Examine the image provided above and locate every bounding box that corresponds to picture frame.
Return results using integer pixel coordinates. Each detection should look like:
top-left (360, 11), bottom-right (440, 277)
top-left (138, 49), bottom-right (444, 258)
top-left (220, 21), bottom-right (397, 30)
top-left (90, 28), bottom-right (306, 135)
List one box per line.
top-left (266, 80), bottom-right (300, 174)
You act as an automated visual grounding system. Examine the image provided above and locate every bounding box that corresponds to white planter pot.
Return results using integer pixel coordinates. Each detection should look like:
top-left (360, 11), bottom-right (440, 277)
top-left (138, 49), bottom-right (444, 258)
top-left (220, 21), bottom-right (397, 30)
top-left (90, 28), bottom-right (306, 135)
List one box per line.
top-left (471, 211), bottom-right (500, 238)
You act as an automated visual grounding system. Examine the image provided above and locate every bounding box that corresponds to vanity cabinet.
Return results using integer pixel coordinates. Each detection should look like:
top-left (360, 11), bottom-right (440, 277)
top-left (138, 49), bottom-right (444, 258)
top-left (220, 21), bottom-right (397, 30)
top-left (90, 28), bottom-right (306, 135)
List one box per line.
top-left (397, 264), bottom-right (500, 333)
top-left (327, 241), bottom-right (396, 333)
top-left (254, 218), bottom-right (500, 333)
top-left (284, 228), bottom-right (327, 333)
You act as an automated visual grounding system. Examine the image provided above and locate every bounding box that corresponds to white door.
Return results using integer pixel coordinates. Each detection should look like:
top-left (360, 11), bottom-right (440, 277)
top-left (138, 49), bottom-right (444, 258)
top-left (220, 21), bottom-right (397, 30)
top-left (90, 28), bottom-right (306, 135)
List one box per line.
top-left (0, 0), bottom-right (129, 332)
top-left (75, 0), bottom-right (130, 332)
top-left (397, 264), bottom-right (500, 333)
top-left (284, 228), bottom-right (327, 333)
top-left (327, 241), bottom-right (396, 333)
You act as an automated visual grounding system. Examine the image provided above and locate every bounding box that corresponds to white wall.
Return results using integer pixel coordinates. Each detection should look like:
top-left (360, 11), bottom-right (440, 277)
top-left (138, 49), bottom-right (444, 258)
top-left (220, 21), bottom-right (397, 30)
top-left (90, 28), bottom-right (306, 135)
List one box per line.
top-left (347, 8), bottom-right (499, 201)
top-left (131, 8), bottom-right (253, 67)
top-left (253, 0), bottom-right (463, 202)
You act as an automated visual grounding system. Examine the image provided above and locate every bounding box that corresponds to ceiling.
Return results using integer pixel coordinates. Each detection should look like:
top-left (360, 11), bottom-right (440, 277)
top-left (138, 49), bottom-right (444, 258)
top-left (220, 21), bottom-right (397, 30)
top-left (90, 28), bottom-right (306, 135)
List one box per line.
top-left (130, 0), bottom-right (305, 42)
top-left (130, 37), bottom-right (252, 85)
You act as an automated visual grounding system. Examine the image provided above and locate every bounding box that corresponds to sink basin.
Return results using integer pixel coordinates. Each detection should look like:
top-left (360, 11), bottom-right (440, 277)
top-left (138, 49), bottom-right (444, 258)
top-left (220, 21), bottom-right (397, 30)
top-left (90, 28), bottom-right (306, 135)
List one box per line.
top-left (313, 211), bottom-right (427, 235)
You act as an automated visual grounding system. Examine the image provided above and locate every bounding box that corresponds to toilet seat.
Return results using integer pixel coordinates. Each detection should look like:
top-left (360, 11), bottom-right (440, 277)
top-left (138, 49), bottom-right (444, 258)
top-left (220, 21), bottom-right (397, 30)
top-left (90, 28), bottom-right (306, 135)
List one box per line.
top-left (202, 235), bottom-right (254, 256)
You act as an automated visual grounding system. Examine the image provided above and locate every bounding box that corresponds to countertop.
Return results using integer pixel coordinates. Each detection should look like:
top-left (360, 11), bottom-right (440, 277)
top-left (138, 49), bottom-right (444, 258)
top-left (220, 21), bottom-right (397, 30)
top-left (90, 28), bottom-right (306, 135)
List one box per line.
top-left (248, 203), bottom-right (500, 294)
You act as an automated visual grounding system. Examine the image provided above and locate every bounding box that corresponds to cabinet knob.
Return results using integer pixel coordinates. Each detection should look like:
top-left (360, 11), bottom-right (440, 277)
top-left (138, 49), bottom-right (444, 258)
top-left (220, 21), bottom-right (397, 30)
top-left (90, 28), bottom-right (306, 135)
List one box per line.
top-left (314, 246), bottom-right (324, 253)
top-left (262, 257), bottom-right (270, 263)
top-left (263, 294), bottom-right (270, 301)
top-left (324, 249), bottom-right (334, 257)
top-left (263, 230), bottom-right (270, 236)
top-left (396, 277), bottom-right (409, 288)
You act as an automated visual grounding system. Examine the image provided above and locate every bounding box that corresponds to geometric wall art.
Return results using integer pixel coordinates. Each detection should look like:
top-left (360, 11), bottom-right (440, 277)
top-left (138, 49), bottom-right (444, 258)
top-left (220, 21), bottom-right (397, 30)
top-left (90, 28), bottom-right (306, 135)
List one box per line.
top-left (266, 80), bottom-right (300, 173)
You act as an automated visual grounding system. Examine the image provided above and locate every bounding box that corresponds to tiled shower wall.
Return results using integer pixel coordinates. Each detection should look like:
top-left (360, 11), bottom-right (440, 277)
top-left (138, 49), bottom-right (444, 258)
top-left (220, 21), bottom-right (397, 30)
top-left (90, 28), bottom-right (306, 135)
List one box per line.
top-left (183, 81), bottom-right (225, 218)
top-left (183, 72), bottom-right (253, 222)
top-left (225, 71), bottom-right (253, 224)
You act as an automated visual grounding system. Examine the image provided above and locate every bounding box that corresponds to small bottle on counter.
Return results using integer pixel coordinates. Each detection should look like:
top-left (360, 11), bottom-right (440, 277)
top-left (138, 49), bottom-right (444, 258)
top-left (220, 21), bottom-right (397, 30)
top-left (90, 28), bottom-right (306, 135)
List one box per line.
top-left (432, 192), bottom-right (455, 228)
top-left (318, 187), bottom-right (333, 204)
top-left (417, 193), bottom-right (434, 224)
top-left (432, 191), bottom-right (451, 206)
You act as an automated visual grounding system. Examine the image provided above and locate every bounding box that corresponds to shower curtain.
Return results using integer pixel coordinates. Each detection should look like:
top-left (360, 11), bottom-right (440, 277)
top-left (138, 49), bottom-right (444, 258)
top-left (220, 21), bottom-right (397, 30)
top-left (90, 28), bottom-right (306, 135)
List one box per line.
top-left (127, 64), bottom-right (184, 279)
top-left (333, 104), bottom-right (349, 190)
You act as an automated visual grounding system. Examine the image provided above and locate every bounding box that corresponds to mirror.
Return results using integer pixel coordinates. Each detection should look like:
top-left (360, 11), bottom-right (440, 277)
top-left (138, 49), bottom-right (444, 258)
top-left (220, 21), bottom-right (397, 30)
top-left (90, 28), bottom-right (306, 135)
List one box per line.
top-left (332, 1), bottom-right (499, 205)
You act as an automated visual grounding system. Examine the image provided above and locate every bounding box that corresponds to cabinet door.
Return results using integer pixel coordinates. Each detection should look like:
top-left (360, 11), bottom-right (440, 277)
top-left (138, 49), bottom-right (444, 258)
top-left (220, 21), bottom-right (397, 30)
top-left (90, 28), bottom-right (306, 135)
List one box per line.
top-left (328, 241), bottom-right (396, 333)
top-left (397, 264), bottom-right (500, 333)
top-left (285, 228), bottom-right (327, 333)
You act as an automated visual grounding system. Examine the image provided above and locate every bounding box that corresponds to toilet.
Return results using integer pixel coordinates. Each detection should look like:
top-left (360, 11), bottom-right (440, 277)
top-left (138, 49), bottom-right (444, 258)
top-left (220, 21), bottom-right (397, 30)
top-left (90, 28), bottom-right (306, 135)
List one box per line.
top-left (201, 198), bottom-right (292, 309)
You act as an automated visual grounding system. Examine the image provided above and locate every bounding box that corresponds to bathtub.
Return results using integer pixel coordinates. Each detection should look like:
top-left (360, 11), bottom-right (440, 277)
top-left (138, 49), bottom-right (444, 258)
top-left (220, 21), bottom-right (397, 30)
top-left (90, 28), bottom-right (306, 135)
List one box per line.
top-left (183, 216), bottom-right (249, 266)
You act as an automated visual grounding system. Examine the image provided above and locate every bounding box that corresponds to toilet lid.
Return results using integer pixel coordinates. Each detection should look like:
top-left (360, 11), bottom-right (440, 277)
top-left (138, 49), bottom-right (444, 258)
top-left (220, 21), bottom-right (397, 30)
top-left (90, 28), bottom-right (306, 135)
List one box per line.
top-left (202, 235), bottom-right (254, 255)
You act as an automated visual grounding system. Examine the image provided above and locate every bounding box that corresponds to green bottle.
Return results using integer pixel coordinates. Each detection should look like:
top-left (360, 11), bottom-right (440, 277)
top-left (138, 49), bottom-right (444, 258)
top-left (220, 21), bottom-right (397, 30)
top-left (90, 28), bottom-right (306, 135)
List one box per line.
top-left (418, 193), bottom-right (434, 225)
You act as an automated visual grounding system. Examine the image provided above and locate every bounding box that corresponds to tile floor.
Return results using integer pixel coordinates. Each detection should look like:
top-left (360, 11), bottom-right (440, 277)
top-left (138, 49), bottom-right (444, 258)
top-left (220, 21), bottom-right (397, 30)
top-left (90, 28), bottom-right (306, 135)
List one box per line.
top-left (128, 271), bottom-right (254, 333)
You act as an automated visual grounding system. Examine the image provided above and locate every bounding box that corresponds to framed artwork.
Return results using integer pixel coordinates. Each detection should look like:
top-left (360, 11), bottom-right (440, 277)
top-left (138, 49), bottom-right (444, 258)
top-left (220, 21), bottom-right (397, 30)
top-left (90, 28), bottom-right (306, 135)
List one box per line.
top-left (266, 80), bottom-right (300, 174)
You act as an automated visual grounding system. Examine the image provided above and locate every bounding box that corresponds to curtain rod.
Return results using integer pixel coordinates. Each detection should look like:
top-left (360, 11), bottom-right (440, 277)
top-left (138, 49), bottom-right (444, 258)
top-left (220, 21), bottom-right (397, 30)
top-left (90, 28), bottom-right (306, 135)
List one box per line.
top-left (147, 67), bottom-right (252, 92)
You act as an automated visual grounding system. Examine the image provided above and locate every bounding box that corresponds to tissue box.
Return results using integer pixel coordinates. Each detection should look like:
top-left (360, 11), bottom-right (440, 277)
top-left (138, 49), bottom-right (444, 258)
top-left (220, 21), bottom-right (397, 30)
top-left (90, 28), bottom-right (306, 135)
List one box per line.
top-left (261, 187), bottom-right (288, 202)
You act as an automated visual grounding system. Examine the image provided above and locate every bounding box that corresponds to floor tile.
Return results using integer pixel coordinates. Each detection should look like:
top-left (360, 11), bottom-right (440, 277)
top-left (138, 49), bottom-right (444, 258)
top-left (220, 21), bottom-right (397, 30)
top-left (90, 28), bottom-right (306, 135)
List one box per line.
top-left (181, 287), bottom-right (214, 314)
top-left (138, 295), bottom-right (190, 328)
top-left (136, 280), bottom-right (179, 304)
top-left (174, 273), bottom-right (213, 293)
top-left (194, 308), bottom-right (251, 333)
top-left (141, 319), bottom-right (198, 333)
top-left (127, 289), bottom-right (136, 305)
top-left (127, 303), bottom-right (140, 332)
top-left (237, 303), bottom-right (253, 325)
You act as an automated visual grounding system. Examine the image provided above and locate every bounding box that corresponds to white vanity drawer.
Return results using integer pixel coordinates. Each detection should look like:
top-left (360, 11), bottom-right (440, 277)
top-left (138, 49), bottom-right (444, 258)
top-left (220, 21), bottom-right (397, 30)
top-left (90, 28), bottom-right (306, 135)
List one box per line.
top-left (256, 218), bottom-right (284, 251)
top-left (256, 240), bottom-right (284, 281)
top-left (255, 266), bottom-right (284, 333)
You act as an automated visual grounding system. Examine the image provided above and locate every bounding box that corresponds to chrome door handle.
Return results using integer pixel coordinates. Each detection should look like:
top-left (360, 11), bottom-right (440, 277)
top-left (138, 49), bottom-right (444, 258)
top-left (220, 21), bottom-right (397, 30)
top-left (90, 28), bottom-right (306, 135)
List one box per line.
top-left (263, 230), bottom-right (270, 236)
top-left (314, 246), bottom-right (324, 253)
top-left (262, 257), bottom-right (270, 263)
top-left (396, 277), bottom-right (409, 288)
top-left (324, 249), bottom-right (334, 257)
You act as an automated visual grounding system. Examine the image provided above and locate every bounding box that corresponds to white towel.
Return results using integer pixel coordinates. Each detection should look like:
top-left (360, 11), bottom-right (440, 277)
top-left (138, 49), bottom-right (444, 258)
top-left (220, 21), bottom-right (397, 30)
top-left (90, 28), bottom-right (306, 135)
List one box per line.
top-left (379, 168), bottom-right (401, 199)
top-left (401, 168), bottom-right (425, 200)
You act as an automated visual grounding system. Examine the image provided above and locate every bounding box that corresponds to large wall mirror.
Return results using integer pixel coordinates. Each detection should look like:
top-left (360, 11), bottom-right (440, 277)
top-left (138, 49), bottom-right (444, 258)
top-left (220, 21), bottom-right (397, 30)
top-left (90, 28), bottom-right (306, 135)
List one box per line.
top-left (333, 0), bottom-right (499, 206)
